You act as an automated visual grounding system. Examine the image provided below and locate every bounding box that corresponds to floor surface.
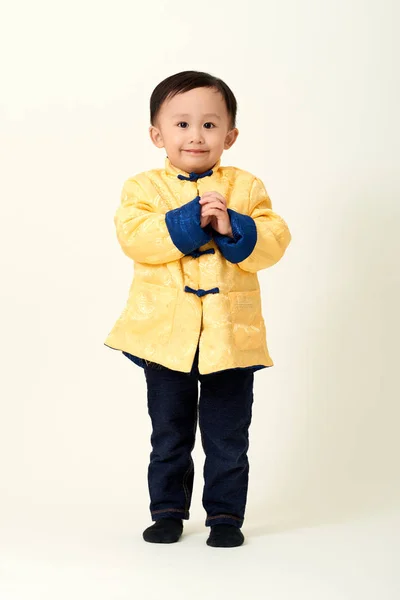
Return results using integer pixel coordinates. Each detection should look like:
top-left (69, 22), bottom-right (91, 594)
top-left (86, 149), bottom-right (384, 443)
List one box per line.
top-left (0, 506), bottom-right (399, 599)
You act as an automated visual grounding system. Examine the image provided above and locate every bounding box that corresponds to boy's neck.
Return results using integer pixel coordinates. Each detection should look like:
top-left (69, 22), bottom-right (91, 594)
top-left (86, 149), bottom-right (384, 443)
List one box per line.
top-left (165, 156), bottom-right (222, 179)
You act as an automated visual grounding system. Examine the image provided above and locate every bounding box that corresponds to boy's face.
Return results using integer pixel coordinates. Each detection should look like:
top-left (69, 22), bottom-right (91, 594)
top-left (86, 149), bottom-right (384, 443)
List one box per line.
top-left (149, 86), bottom-right (239, 174)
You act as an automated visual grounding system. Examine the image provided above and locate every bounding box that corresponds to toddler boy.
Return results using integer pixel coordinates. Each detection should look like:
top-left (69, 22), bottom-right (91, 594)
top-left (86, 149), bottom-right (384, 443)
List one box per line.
top-left (104, 70), bottom-right (291, 547)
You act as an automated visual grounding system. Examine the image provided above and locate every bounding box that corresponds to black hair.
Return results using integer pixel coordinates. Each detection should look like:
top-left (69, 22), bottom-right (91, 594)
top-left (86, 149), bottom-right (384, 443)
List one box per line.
top-left (150, 70), bottom-right (237, 129)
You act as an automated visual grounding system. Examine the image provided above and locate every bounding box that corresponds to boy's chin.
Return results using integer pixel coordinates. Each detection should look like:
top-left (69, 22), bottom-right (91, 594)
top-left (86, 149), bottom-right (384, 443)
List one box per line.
top-left (179, 154), bottom-right (217, 173)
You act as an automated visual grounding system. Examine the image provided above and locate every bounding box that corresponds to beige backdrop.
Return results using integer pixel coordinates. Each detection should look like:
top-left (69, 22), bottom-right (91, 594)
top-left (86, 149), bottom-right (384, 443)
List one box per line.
top-left (1, 0), bottom-right (399, 593)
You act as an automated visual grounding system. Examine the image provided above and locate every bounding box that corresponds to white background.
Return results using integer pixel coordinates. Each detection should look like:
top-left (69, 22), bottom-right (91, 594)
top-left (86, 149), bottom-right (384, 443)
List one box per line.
top-left (1, 0), bottom-right (399, 598)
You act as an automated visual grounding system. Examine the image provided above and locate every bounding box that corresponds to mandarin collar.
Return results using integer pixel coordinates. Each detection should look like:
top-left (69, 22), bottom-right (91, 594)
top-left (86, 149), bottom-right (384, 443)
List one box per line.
top-left (164, 156), bottom-right (221, 181)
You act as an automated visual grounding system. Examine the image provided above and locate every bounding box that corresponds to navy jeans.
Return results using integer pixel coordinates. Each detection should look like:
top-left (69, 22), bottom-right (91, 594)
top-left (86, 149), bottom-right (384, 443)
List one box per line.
top-left (143, 346), bottom-right (254, 528)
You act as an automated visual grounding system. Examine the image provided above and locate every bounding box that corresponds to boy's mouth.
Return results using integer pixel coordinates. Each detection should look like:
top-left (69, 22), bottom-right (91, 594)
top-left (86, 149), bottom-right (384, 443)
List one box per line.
top-left (183, 149), bottom-right (208, 154)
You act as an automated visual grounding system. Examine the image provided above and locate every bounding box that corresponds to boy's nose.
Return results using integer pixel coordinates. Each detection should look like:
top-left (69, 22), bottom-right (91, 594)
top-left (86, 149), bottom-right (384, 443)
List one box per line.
top-left (189, 130), bottom-right (205, 144)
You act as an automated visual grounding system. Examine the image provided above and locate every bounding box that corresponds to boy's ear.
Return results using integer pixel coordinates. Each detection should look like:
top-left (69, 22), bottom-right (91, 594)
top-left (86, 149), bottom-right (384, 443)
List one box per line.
top-left (224, 128), bottom-right (239, 150)
top-left (149, 125), bottom-right (165, 148)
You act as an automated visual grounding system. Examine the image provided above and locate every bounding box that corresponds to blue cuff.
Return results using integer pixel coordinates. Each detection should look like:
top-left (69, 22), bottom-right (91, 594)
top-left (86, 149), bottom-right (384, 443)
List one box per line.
top-left (213, 208), bottom-right (257, 263)
top-left (165, 196), bottom-right (213, 254)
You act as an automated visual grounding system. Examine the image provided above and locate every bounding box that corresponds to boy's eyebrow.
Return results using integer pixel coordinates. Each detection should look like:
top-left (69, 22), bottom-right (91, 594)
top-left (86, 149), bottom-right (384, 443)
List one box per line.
top-left (171, 112), bottom-right (222, 120)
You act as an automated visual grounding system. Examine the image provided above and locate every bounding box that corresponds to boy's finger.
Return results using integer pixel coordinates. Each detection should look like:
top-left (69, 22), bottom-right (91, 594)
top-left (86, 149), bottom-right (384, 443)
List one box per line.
top-left (200, 197), bottom-right (225, 205)
top-left (202, 207), bottom-right (227, 217)
top-left (201, 200), bottom-right (226, 210)
top-left (200, 193), bottom-right (226, 204)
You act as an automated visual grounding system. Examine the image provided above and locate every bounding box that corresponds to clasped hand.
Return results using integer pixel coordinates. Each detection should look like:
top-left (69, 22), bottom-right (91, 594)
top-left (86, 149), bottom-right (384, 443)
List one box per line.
top-left (199, 192), bottom-right (233, 237)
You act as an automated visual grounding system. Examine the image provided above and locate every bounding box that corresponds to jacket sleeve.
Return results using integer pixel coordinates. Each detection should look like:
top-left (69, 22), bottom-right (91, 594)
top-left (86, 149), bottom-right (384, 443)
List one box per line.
top-left (213, 176), bottom-right (291, 273)
top-left (114, 177), bottom-right (213, 264)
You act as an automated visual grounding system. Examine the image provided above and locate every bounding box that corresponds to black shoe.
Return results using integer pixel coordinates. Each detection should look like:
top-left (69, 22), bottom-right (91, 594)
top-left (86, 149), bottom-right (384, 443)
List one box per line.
top-left (206, 524), bottom-right (245, 547)
top-left (143, 518), bottom-right (183, 544)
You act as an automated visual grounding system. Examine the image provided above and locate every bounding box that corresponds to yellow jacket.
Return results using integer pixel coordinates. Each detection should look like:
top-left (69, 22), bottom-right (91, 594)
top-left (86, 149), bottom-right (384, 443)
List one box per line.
top-left (104, 157), bottom-right (291, 375)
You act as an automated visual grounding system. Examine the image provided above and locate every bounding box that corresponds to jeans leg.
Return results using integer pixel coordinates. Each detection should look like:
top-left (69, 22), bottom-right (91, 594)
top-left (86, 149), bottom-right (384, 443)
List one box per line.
top-left (199, 368), bottom-right (254, 528)
top-left (144, 363), bottom-right (198, 521)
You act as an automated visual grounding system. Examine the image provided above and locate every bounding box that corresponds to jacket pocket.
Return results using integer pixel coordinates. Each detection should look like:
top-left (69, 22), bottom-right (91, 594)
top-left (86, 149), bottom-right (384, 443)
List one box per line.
top-left (126, 281), bottom-right (178, 344)
top-left (228, 290), bottom-right (264, 350)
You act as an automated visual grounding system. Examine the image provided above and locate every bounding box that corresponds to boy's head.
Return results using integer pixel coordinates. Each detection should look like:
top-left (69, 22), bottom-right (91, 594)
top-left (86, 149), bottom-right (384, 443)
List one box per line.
top-left (149, 71), bottom-right (239, 174)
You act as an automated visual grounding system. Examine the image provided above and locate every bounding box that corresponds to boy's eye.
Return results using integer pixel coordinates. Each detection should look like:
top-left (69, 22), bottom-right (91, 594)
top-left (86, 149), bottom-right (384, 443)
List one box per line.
top-left (176, 122), bottom-right (216, 129)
